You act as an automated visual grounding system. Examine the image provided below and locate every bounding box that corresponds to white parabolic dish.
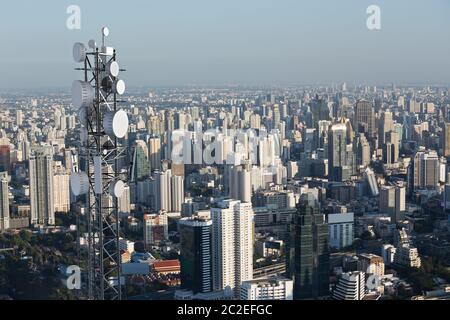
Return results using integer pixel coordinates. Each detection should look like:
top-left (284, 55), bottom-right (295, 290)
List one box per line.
top-left (114, 79), bottom-right (126, 95)
top-left (104, 110), bottom-right (129, 138)
top-left (109, 180), bottom-right (125, 198)
top-left (107, 61), bottom-right (120, 77)
top-left (70, 172), bottom-right (89, 196)
top-left (73, 42), bottom-right (86, 63)
top-left (72, 80), bottom-right (94, 108)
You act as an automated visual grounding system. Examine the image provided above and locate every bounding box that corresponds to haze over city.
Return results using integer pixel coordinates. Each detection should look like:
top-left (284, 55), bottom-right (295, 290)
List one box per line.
top-left (1, 0), bottom-right (450, 90)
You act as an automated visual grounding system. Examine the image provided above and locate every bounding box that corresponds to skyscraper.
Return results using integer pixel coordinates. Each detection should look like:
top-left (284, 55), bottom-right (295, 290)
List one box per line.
top-left (0, 171), bottom-right (10, 231)
top-left (287, 193), bottom-right (330, 299)
top-left (149, 137), bottom-right (162, 171)
top-left (328, 123), bottom-right (350, 182)
top-left (0, 145), bottom-right (10, 172)
top-left (354, 100), bottom-right (375, 139)
top-left (131, 140), bottom-right (150, 181)
top-left (211, 200), bottom-right (253, 297)
top-left (29, 146), bottom-right (55, 226)
top-left (411, 149), bottom-right (440, 191)
top-left (229, 165), bottom-right (252, 203)
top-left (179, 217), bottom-right (213, 295)
top-left (443, 123), bottom-right (450, 158)
top-left (379, 184), bottom-right (405, 223)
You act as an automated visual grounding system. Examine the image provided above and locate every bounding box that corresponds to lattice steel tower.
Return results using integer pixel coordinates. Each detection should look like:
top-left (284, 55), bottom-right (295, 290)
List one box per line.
top-left (70, 27), bottom-right (129, 300)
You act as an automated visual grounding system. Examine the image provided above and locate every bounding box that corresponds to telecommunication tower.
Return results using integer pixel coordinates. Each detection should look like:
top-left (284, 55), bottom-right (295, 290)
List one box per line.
top-left (70, 27), bottom-right (129, 300)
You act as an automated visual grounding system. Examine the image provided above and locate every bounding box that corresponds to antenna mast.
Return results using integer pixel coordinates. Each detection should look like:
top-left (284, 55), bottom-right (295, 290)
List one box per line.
top-left (70, 27), bottom-right (128, 300)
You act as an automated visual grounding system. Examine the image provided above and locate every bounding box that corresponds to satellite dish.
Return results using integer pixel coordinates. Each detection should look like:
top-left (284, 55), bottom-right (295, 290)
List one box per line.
top-left (72, 80), bottom-right (94, 108)
top-left (104, 109), bottom-right (129, 138)
top-left (78, 106), bottom-right (87, 126)
top-left (88, 39), bottom-right (97, 50)
top-left (70, 172), bottom-right (89, 196)
top-left (107, 61), bottom-right (120, 77)
top-left (109, 180), bottom-right (125, 198)
top-left (102, 27), bottom-right (110, 37)
top-left (113, 79), bottom-right (126, 95)
top-left (73, 42), bottom-right (86, 63)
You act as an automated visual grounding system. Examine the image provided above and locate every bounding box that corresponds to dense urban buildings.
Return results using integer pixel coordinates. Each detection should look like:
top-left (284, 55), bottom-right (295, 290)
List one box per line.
top-left (1, 83), bottom-right (450, 302)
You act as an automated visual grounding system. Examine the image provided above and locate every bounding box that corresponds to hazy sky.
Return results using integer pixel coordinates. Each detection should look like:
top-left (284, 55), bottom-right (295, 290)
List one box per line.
top-left (1, 0), bottom-right (450, 90)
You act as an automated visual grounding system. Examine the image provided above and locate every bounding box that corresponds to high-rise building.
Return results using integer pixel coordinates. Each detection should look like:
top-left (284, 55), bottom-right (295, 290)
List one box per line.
top-left (143, 213), bottom-right (168, 246)
top-left (154, 170), bottom-right (172, 212)
top-left (229, 165), bottom-right (252, 203)
top-left (332, 271), bottom-right (365, 300)
top-left (383, 131), bottom-right (399, 165)
top-left (328, 123), bottom-right (350, 182)
top-left (0, 172), bottom-right (10, 231)
top-left (443, 123), bottom-right (450, 158)
top-left (0, 145), bottom-right (10, 172)
top-left (328, 212), bottom-right (354, 250)
top-left (211, 200), bottom-right (253, 297)
top-left (149, 137), bottom-right (162, 171)
top-left (131, 140), bottom-right (150, 181)
top-left (354, 100), bottom-right (375, 139)
top-left (29, 146), bottom-right (55, 226)
top-left (171, 175), bottom-right (184, 212)
top-left (379, 184), bottom-right (405, 223)
top-left (287, 193), bottom-right (330, 299)
top-left (53, 165), bottom-right (70, 213)
top-left (411, 149), bottom-right (440, 191)
top-left (240, 277), bottom-right (293, 300)
top-left (179, 217), bottom-right (213, 295)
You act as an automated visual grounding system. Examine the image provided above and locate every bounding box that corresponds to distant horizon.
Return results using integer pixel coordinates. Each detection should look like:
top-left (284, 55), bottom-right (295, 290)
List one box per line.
top-left (1, 1), bottom-right (450, 90)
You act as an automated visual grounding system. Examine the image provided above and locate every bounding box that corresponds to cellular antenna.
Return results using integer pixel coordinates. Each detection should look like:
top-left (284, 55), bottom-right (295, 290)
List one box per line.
top-left (70, 27), bottom-right (129, 301)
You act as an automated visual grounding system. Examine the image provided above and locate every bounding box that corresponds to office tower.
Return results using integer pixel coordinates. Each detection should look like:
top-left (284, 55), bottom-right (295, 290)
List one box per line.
top-left (355, 134), bottom-right (371, 167)
top-left (0, 145), bottom-right (10, 172)
top-left (378, 110), bottom-right (393, 145)
top-left (16, 109), bottom-right (23, 126)
top-left (154, 170), bottom-right (172, 212)
top-left (211, 200), bottom-right (253, 297)
top-left (118, 184), bottom-right (131, 215)
top-left (332, 271), bottom-right (365, 300)
top-left (364, 167), bottom-right (379, 196)
top-left (0, 172), bottom-right (10, 231)
top-left (443, 123), bottom-right (450, 157)
top-left (287, 161), bottom-right (298, 179)
top-left (311, 96), bottom-right (331, 126)
top-left (148, 137), bottom-right (162, 171)
top-left (383, 131), bottom-right (399, 165)
top-left (328, 212), bottom-right (354, 250)
top-left (240, 278), bottom-right (294, 300)
top-left (131, 140), bottom-right (150, 181)
top-left (229, 165), bottom-right (252, 203)
top-left (53, 165), bottom-right (70, 213)
top-left (328, 123), bottom-right (350, 182)
top-left (379, 185), bottom-right (405, 223)
top-left (29, 146), bottom-right (55, 226)
top-left (354, 100), bottom-right (375, 139)
top-left (143, 213), bottom-right (168, 246)
top-left (287, 193), bottom-right (330, 299)
top-left (412, 149), bottom-right (440, 191)
top-left (171, 175), bottom-right (184, 212)
top-left (179, 217), bottom-right (213, 295)
top-left (273, 104), bottom-right (280, 129)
